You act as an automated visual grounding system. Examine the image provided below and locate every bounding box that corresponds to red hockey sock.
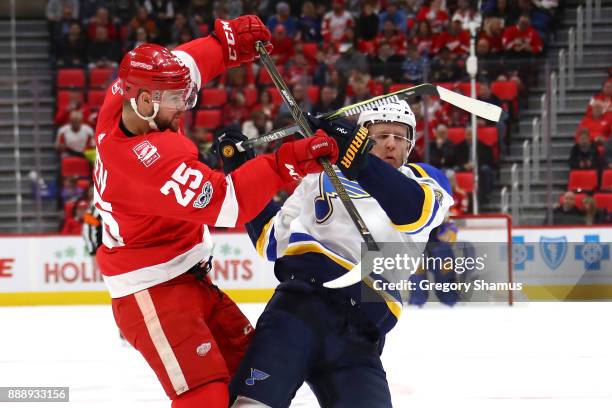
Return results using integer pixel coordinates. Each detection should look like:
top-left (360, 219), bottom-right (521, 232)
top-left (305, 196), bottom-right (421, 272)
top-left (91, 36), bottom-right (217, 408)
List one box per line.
top-left (171, 381), bottom-right (229, 408)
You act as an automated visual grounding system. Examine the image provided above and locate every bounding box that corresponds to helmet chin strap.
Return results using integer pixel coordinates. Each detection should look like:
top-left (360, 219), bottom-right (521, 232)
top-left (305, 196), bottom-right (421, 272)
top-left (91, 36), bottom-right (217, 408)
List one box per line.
top-left (130, 98), bottom-right (160, 130)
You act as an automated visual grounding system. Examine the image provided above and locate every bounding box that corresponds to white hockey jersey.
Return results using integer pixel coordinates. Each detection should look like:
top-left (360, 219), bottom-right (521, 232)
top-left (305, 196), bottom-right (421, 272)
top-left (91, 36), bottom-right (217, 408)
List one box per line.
top-left (248, 161), bottom-right (453, 334)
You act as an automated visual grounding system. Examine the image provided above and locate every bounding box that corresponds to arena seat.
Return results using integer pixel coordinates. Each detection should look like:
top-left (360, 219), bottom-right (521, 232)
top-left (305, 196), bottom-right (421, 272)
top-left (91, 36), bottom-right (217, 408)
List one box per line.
top-left (389, 83), bottom-right (414, 93)
top-left (56, 90), bottom-right (84, 113)
top-left (57, 68), bottom-right (86, 88)
top-left (567, 170), bottom-right (598, 192)
top-left (600, 169), bottom-right (612, 191)
top-left (307, 85), bottom-right (320, 104)
top-left (302, 43), bottom-right (319, 62)
top-left (201, 88), bottom-right (228, 108)
top-left (478, 127), bottom-right (499, 159)
top-left (89, 68), bottom-right (115, 89)
top-left (266, 87), bottom-right (283, 105)
top-left (455, 172), bottom-right (474, 193)
top-left (447, 127), bottom-right (466, 144)
top-left (194, 109), bottom-right (222, 130)
top-left (243, 87), bottom-right (258, 107)
top-left (87, 90), bottom-right (106, 109)
top-left (458, 82), bottom-right (481, 97)
top-left (61, 157), bottom-right (91, 178)
top-left (594, 193), bottom-right (612, 211)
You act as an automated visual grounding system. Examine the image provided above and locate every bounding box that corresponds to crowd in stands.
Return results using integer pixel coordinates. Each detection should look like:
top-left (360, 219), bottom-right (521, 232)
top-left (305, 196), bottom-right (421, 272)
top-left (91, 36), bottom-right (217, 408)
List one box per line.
top-left (554, 76), bottom-right (612, 225)
top-left (46, 0), bottom-right (563, 231)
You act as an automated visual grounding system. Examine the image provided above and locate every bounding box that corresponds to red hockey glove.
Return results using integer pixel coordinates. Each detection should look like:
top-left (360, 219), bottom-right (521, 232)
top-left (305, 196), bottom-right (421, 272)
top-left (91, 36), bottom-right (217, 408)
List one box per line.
top-left (214, 15), bottom-right (272, 68)
top-left (274, 130), bottom-right (339, 183)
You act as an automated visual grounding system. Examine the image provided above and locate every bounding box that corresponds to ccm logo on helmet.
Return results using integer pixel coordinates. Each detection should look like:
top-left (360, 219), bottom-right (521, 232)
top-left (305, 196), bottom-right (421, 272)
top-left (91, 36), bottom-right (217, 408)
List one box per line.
top-left (220, 21), bottom-right (237, 61)
top-left (130, 61), bottom-right (153, 70)
top-left (340, 126), bottom-right (369, 169)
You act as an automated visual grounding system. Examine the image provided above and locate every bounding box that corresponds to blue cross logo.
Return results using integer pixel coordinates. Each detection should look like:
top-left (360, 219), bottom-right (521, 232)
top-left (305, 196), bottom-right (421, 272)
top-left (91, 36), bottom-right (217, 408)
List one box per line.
top-left (512, 236), bottom-right (534, 271)
top-left (575, 235), bottom-right (610, 271)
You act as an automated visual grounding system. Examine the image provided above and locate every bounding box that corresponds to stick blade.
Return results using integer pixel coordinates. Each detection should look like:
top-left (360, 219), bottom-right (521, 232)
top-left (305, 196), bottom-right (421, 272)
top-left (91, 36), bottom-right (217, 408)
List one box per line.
top-left (436, 86), bottom-right (503, 122)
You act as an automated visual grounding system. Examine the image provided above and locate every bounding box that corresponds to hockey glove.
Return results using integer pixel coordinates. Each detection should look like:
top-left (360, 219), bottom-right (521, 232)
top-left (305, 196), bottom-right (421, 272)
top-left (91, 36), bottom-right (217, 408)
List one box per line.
top-left (213, 15), bottom-right (272, 68)
top-left (213, 129), bottom-right (255, 174)
top-left (274, 130), bottom-right (338, 183)
top-left (306, 114), bottom-right (373, 180)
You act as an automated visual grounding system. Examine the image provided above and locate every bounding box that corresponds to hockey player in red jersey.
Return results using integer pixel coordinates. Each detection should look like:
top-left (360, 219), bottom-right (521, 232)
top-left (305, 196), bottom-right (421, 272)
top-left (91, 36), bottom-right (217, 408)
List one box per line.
top-left (91, 15), bottom-right (339, 408)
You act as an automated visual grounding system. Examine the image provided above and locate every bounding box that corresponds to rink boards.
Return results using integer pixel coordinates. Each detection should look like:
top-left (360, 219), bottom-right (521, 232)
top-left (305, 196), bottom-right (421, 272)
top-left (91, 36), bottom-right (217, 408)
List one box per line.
top-left (0, 226), bottom-right (611, 305)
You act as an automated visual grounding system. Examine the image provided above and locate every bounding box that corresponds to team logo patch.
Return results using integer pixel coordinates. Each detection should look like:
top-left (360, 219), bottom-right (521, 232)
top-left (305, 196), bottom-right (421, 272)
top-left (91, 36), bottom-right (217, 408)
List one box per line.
top-left (222, 145), bottom-right (235, 158)
top-left (196, 342), bottom-right (211, 357)
top-left (193, 181), bottom-right (213, 208)
top-left (245, 368), bottom-right (270, 386)
top-left (132, 141), bottom-right (160, 167)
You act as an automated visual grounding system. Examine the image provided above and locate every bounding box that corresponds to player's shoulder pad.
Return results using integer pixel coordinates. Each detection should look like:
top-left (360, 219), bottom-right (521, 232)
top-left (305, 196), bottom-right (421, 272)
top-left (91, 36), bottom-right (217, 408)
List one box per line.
top-left (405, 163), bottom-right (452, 195)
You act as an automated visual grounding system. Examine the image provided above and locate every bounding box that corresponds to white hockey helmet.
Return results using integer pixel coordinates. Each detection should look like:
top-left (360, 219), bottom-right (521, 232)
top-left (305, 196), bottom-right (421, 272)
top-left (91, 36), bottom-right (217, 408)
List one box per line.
top-left (357, 100), bottom-right (417, 160)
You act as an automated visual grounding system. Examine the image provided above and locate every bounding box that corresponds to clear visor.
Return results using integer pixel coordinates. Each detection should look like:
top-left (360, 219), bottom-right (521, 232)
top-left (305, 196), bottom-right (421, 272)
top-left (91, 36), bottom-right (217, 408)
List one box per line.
top-left (368, 133), bottom-right (413, 145)
top-left (158, 82), bottom-right (198, 111)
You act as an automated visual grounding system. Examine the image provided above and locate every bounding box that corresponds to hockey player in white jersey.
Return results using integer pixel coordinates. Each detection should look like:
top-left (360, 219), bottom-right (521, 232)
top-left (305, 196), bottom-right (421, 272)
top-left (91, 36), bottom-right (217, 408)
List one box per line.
top-left (218, 100), bottom-right (453, 407)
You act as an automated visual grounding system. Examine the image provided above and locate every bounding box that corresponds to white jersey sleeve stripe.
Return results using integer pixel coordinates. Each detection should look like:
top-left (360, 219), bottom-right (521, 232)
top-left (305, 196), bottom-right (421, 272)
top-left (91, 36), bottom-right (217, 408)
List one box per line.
top-left (134, 289), bottom-right (189, 395)
top-left (214, 175), bottom-right (239, 228)
top-left (171, 50), bottom-right (202, 91)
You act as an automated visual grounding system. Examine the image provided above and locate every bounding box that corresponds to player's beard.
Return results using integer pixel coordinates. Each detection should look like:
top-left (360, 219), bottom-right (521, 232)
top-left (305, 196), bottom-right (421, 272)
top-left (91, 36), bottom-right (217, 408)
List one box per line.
top-left (155, 111), bottom-right (183, 132)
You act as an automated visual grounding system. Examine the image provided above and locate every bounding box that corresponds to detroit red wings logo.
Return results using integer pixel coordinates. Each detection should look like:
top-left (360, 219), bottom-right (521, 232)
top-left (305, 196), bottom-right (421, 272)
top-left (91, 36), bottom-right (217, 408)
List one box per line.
top-left (132, 141), bottom-right (160, 167)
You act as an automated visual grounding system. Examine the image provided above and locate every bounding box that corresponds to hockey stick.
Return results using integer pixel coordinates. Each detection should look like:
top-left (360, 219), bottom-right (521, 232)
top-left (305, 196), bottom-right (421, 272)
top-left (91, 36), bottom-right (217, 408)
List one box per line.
top-left (236, 83), bottom-right (502, 152)
top-left (254, 41), bottom-right (380, 252)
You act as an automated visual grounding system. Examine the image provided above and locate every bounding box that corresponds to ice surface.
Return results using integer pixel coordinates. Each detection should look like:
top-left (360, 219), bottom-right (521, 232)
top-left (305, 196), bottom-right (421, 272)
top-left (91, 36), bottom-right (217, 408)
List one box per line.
top-left (1, 302), bottom-right (611, 408)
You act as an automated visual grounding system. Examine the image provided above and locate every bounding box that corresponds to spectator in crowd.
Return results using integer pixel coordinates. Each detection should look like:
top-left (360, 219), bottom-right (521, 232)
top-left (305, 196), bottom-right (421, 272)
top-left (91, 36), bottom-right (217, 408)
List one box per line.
top-left (429, 124), bottom-right (455, 169)
top-left (56, 22), bottom-right (87, 67)
top-left (452, 0), bottom-right (482, 31)
top-left (478, 17), bottom-right (504, 54)
top-left (55, 110), bottom-right (95, 157)
top-left (369, 40), bottom-right (405, 83)
top-left (375, 21), bottom-right (407, 56)
top-left (322, 0), bottom-right (354, 43)
top-left (548, 191), bottom-right (585, 225)
top-left (583, 196), bottom-right (607, 225)
top-left (588, 78), bottom-right (612, 117)
top-left (241, 110), bottom-right (273, 141)
top-left (502, 14), bottom-right (543, 56)
top-left (130, 6), bottom-right (159, 43)
top-left (312, 49), bottom-right (329, 86)
top-left (378, 1), bottom-right (407, 34)
top-left (416, 0), bottom-right (450, 34)
top-left (312, 85), bottom-right (342, 114)
top-left (270, 25), bottom-right (294, 66)
top-left (46, 0), bottom-right (79, 22)
top-left (286, 52), bottom-right (311, 85)
top-left (410, 21), bottom-right (434, 57)
top-left (446, 170), bottom-right (469, 216)
top-left (61, 199), bottom-right (88, 234)
top-left (279, 83), bottom-right (312, 115)
top-left (55, 91), bottom-right (90, 126)
top-left (87, 7), bottom-right (117, 41)
top-left (253, 88), bottom-right (277, 119)
top-left (605, 135), bottom-right (612, 169)
top-left (61, 176), bottom-right (85, 204)
top-left (355, 1), bottom-right (379, 41)
top-left (432, 17), bottom-right (470, 56)
top-left (569, 129), bottom-right (600, 170)
top-left (49, 2), bottom-right (79, 48)
top-left (169, 12), bottom-right (199, 46)
top-left (576, 100), bottom-right (611, 143)
top-left (345, 73), bottom-right (371, 105)
top-left (430, 46), bottom-right (462, 82)
top-left (267, 2), bottom-right (298, 37)
top-left (453, 127), bottom-right (496, 203)
top-left (485, 0), bottom-right (520, 27)
top-left (221, 91), bottom-right (249, 128)
top-left (401, 44), bottom-right (426, 83)
top-left (127, 26), bottom-right (149, 51)
top-left (335, 40), bottom-right (369, 79)
top-left (296, 1), bottom-right (321, 42)
top-left (87, 25), bottom-right (119, 69)
top-left (142, 0), bottom-right (175, 42)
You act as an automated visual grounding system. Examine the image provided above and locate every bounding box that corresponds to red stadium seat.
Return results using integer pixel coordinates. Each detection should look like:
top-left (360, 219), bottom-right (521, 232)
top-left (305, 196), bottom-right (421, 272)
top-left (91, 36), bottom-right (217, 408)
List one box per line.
top-left (447, 127), bottom-right (466, 144)
top-left (389, 83), bottom-right (414, 93)
top-left (64, 201), bottom-right (76, 220)
top-left (76, 178), bottom-right (92, 191)
top-left (457, 82), bottom-right (481, 97)
top-left (307, 85), bottom-right (320, 103)
top-left (436, 82), bottom-right (455, 90)
top-left (243, 87), bottom-right (258, 107)
top-left (455, 172), bottom-right (474, 193)
top-left (61, 157), bottom-right (91, 178)
top-left (89, 68), bottom-right (115, 88)
top-left (357, 39), bottom-right (376, 55)
top-left (601, 169), bottom-right (612, 191)
top-left (302, 43), bottom-right (319, 62)
top-left (56, 90), bottom-right (84, 112)
top-left (594, 193), bottom-right (612, 211)
top-left (201, 88), bottom-right (228, 108)
top-left (568, 170), bottom-right (598, 192)
top-left (87, 90), bottom-right (106, 109)
top-left (258, 65), bottom-right (284, 86)
top-left (477, 127), bottom-right (499, 159)
top-left (491, 81), bottom-right (518, 101)
top-left (194, 109), bottom-right (222, 130)
top-left (57, 68), bottom-right (86, 88)
top-left (266, 87), bottom-right (283, 105)
top-left (370, 81), bottom-right (384, 96)
top-left (559, 192), bottom-right (586, 209)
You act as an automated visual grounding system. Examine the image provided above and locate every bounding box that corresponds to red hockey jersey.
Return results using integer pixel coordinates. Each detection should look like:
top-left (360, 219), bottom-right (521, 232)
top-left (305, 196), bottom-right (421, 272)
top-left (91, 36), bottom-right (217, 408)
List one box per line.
top-left (93, 37), bottom-right (286, 297)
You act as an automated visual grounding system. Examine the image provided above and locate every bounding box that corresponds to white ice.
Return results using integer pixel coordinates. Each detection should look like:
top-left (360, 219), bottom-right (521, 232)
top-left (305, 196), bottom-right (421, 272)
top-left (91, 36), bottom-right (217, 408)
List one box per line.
top-left (1, 302), bottom-right (611, 408)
